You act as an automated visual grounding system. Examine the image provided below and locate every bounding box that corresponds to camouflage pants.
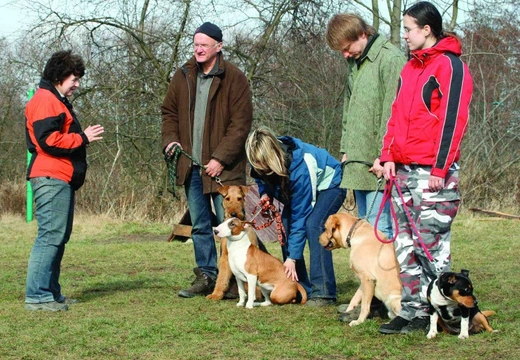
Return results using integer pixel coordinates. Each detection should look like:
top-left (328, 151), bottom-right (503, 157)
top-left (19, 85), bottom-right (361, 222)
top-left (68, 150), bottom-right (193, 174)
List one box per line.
top-left (392, 164), bottom-right (460, 320)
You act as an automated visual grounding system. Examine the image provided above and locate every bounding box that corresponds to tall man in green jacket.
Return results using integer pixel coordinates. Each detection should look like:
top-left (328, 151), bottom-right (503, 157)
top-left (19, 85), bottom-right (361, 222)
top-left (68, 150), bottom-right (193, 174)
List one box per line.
top-left (326, 13), bottom-right (406, 320)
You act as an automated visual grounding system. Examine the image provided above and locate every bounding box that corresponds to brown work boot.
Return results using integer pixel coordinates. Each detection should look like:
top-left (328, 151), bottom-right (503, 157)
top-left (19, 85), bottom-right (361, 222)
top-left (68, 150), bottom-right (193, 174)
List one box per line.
top-left (223, 276), bottom-right (239, 299)
top-left (178, 268), bottom-right (216, 298)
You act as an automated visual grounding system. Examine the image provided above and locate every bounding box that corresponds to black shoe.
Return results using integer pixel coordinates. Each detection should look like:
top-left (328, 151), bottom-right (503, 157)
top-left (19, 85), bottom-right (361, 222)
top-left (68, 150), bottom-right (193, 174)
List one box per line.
top-left (305, 298), bottom-right (336, 307)
top-left (338, 307), bottom-right (362, 322)
top-left (379, 316), bottom-right (410, 334)
top-left (178, 268), bottom-right (215, 298)
top-left (338, 303), bottom-right (389, 322)
top-left (401, 316), bottom-right (429, 334)
top-left (338, 306), bottom-right (384, 322)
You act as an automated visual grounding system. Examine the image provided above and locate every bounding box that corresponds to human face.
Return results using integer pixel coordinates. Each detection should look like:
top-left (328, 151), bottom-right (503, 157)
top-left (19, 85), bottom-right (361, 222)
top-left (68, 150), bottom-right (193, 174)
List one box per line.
top-left (193, 33), bottom-right (222, 67)
top-left (403, 15), bottom-right (434, 51)
top-left (338, 33), bottom-right (368, 60)
top-left (54, 74), bottom-right (80, 98)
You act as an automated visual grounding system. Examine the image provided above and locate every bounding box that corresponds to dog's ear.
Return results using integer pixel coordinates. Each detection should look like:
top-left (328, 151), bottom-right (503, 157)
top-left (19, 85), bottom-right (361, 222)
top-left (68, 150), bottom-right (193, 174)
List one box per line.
top-left (331, 215), bottom-right (340, 233)
top-left (324, 215), bottom-right (337, 238)
top-left (217, 185), bottom-right (229, 196)
top-left (461, 269), bottom-right (470, 277)
top-left (240, 185), bottom-right (250, 196)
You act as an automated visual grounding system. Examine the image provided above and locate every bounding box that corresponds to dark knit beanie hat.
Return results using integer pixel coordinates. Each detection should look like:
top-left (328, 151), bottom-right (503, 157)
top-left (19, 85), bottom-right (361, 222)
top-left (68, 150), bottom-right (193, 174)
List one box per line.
top-left (194, 22), bottom-right (223, 42)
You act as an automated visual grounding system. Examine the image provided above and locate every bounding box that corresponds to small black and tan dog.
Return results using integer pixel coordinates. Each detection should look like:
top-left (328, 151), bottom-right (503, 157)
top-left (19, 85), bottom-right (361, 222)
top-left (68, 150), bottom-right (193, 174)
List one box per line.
top-left (426, 269), bottom-right (496, 339)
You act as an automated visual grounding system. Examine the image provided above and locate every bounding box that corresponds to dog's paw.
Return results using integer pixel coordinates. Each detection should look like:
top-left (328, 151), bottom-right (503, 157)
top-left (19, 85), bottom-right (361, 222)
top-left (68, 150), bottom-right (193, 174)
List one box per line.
top-left (427, 331), bottom-right (437, 339)
top-left (254, 301), bottom-right (272, 307)
top-left (458, 333), bottom-right (469, 340)
top-left (206, 293), bottom-right (223, 300)
top-left (348, 319), bottom-right (363, 327)
top-left (236, 301), bottom-right (245, 307)
top-left (245, 302), bottom-right (254, 309)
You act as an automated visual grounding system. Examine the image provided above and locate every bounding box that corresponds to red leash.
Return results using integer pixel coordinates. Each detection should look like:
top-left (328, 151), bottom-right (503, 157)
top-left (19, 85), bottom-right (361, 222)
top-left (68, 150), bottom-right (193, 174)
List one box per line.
top-left (250, 197), bottom-right (286, 246)
top-left (374, 176), bottom-right (434, 262)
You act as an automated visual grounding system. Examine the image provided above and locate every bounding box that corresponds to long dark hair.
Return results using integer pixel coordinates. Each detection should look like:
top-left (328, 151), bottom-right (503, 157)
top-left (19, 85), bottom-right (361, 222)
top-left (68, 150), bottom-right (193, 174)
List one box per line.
top-left (403, 1), bottom-right (461, 43)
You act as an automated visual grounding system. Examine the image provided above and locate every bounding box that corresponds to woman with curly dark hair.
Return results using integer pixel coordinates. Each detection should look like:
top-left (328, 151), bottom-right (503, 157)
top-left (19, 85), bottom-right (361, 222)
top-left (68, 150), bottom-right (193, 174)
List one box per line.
top-left (24, 50), bottom-right (104, 311)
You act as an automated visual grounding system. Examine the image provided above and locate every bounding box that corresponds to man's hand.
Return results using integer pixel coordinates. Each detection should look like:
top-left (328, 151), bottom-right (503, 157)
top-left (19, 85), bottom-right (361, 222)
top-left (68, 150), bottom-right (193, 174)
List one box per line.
top-left (164, 142), bottom-right (181, 157)
top-left (369, 158), bottom-right (384, 178)
top-left (205, 158), bottom-right (223, 178)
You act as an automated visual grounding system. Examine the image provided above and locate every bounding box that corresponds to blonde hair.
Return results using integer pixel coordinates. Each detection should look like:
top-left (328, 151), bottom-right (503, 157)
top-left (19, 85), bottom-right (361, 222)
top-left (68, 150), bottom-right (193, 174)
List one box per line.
top-left (245, 126), bottom-right (288, 178)
top-left (325, 13), bottom-right (376, 50)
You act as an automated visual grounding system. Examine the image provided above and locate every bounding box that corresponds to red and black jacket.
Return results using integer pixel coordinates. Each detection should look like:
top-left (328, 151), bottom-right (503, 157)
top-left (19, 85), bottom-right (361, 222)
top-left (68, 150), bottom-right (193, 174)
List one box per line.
top-left (25, 79), bottom-right (89, 190)
top-left (380, 36), bottom-right (473, 178)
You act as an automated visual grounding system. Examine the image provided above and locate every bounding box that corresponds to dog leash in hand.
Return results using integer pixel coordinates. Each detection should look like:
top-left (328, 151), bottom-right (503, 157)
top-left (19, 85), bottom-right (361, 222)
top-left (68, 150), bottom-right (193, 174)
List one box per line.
top-left (164, 145), bottom-right (223, 191)
top-left (375, 175), bottom-right (436, 265)
top-left (250, 198), bottom-right (286, 246)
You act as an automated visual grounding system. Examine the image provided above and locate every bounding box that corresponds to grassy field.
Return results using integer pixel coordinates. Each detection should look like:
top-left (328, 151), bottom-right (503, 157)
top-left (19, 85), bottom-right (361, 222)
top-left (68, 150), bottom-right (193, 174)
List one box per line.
top-left (1, 212), bottom-right (519, 359)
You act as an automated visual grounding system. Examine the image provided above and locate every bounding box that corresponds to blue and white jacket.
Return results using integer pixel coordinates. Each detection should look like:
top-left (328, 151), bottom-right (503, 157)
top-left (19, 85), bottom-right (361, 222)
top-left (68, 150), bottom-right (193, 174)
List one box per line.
top-left (253, 136), bottom-right (342, 260)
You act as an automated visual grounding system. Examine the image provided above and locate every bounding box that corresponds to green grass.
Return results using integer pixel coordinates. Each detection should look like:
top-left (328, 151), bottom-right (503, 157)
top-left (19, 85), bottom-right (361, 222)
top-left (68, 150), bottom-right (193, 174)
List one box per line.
top-left (1, 213), bottom-right (519, 359)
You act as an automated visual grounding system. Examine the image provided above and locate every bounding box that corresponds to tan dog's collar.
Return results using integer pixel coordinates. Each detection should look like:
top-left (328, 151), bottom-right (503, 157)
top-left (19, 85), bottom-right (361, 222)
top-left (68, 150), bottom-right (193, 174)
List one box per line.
top-left (345, 218), bottom-right (364, 248)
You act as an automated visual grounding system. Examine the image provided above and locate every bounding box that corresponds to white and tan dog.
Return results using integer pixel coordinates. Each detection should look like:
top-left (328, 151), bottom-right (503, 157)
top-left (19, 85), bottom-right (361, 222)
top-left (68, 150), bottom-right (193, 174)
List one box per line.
top-left (319, 212), bottom-right (402, 326)
top-left (213, 217), bottom-right (307, 308)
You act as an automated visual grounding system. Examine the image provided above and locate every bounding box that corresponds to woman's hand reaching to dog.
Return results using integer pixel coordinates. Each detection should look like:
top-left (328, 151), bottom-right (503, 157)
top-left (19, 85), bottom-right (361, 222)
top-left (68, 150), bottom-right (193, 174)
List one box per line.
top-left (284, 259), bottom-right (299, 282)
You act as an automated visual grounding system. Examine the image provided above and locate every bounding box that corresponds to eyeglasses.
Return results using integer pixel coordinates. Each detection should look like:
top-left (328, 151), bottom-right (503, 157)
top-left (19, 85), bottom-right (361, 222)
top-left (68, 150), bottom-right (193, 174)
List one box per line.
top-left (404, 26), bottom-right (421, 34)
top-left (193, 42), bottom-right (219, 50)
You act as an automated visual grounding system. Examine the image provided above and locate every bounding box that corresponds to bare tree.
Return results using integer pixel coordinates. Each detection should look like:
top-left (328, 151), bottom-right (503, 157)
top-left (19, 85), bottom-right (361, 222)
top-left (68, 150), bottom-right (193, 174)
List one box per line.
top-left (461, 4), bottom-right (520, 210)
top-left (1, 0), bottom-right (518, 219)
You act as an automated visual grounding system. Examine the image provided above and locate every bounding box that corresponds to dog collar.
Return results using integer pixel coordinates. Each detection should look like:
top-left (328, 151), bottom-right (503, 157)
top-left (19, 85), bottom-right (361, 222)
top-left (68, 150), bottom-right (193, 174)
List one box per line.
top-left (436, 278), bottom-right (452, 301)
top-left (345, 218), bottom-right (364, 248)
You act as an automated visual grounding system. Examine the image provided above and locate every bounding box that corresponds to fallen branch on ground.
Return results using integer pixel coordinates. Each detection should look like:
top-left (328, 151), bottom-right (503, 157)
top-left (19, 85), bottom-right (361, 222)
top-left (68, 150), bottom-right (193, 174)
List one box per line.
top-left (468, 208), bottom-right (520, 220)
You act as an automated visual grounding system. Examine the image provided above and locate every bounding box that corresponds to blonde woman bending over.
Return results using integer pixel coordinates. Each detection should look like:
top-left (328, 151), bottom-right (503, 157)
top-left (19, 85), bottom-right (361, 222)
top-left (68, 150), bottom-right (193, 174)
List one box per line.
top-left (246, 127), bottom-right (346, 307)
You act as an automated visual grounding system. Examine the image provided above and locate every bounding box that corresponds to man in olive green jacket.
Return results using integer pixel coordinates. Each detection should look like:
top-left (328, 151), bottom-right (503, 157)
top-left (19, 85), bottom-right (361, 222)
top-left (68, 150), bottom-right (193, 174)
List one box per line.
top-left (326, 13), bottom-right (406, 320)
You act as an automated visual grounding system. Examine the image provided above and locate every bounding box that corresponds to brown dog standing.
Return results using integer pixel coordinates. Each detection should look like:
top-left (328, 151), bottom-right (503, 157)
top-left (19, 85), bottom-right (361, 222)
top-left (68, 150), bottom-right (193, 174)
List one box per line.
top-left (319, 212), bottom-right (402, 326)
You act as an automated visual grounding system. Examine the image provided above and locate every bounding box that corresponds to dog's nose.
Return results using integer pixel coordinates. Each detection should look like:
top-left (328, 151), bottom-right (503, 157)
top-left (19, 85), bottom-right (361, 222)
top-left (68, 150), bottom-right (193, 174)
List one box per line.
top-left (213, 229), bottom-right (219, 236)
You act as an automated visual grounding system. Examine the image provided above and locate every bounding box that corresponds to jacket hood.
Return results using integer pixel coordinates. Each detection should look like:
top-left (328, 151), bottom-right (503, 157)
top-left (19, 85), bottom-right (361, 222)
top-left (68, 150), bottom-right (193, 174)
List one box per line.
top-left (411, 35), bottom-right (462, 60)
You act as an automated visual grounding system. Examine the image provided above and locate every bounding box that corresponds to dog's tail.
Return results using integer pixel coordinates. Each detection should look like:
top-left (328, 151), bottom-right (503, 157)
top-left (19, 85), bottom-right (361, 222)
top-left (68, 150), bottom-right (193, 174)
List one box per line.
top-left (297, 282), bottom-right (308, 305)
top-left (482, 310), bottom-right (496, 317)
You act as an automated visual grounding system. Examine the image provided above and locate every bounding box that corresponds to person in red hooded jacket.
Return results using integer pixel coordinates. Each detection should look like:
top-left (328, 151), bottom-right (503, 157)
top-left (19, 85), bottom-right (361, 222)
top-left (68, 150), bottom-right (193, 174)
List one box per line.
top-left (378, 2), bottom-right (473, 334)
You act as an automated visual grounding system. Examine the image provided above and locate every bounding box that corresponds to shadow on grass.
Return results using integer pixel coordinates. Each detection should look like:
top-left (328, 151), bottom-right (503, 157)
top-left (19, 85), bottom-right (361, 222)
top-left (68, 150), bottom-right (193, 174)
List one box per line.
top-left (76, 278), bottom-right (169, 301)
top-left (336, 279), bottom-right (360, 294)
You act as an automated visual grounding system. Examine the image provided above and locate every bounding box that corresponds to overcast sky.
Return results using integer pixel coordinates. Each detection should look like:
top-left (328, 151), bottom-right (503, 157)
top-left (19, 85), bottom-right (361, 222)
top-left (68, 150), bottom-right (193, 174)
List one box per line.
top-left (0, 0), bottom-right (475, 42)
top-left (0, 1), bottom-right (32, 40)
